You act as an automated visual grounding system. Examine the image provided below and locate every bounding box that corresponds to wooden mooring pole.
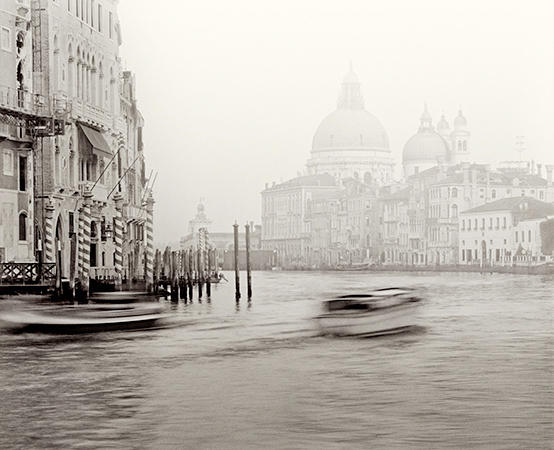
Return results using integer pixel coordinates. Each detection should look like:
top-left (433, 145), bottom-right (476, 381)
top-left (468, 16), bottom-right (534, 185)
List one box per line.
top-left (206, 248), bottom-right (211, 298)
top-left (245, 223), bottom-right (252, 300)
top-left (197, 247), bottom-right (203, 298)
top-left (233, 223), bottom-right (240, 301)
top-left (181, 250), bottom-right (188, 302)
top-left (171, 251), bottom-right (178, 301)
top-left (188, 247), bottom-right (193, 300)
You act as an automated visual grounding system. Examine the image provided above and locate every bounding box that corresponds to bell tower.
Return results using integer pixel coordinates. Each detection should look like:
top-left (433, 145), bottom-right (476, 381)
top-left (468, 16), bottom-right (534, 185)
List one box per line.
top-left (450, 109), bottom-right (470, 164)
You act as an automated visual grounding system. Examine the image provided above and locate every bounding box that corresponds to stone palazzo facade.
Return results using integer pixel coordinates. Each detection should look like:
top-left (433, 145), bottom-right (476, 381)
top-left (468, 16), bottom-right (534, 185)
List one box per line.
top-left (0, 0), bottom-right (154, 291)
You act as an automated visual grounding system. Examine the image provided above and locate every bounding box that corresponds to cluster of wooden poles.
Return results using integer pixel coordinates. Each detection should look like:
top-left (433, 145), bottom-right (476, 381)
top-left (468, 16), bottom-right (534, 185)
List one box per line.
top-left (152, 223), bottom-right (253, 302)
top-left (153, 247), bottom-right (217, 301)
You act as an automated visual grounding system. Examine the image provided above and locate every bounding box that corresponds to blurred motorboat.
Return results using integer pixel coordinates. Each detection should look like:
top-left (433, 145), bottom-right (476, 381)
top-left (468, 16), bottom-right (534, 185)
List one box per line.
top-left (89, 291), bottom-right (151, 303)
top-left (316, 287), bottom-right (422, 337)
top-left (0, 302), bottom-right (167, 333)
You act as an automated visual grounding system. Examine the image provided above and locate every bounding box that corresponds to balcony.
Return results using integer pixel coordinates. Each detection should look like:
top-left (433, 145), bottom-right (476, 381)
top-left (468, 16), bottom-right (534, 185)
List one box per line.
top-left (79, 181), bottom-right (109, 203)
top-left (71, 99), bottom-right (112, 130)
top-left (0, 85), bottom-right (50, 118)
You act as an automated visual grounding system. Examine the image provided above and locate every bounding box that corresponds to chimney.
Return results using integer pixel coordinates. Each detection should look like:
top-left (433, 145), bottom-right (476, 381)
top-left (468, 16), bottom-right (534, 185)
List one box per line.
top-left (546, 165), bottom-right (553, 186)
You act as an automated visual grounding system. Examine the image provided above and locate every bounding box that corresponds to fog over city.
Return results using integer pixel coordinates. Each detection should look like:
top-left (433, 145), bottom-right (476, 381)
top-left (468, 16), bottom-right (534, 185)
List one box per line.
top-left (118, 0), bottom-right (554, 242)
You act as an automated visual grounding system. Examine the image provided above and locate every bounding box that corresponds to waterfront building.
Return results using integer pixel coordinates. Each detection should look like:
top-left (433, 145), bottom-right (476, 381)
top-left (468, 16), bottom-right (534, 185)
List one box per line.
top-left (0, 0), bottom-right (35, 262)
top-left (0, 0), bottom-right (154, 290)
top-left (459, 197), bottom-right (554, 265)
top-left (261, 174), bottom-right (337, 267)
top-left (306, 66), bottom-right (394, 184)
top-left (380, 161), bottom-right (554, 266)
top-left (380, 187), bottom-right (410, 264)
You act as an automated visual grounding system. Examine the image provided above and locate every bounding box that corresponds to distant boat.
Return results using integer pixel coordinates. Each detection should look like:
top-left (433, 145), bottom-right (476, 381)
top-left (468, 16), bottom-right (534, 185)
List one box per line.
top-left (335, 262), bottom-right (371, 271)
top-left (0, 302), bottom-right (167, 334)
top-left (315, 288), bottom-right (422, 337)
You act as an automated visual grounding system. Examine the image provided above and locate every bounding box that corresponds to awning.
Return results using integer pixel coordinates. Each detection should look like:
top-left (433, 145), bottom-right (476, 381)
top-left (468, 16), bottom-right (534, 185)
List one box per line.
top-left (79, 124), bottom-right (112, 158)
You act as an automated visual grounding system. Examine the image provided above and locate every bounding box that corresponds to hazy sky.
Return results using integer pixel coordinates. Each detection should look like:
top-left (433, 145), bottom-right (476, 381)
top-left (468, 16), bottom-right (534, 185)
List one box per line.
top-left (118, 0), bottom-right (554, 243)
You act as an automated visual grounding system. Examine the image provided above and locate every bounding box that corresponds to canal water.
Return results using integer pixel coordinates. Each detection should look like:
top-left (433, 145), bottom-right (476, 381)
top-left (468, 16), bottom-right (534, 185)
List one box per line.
top-left (0, 272), bottom-right (552, 449)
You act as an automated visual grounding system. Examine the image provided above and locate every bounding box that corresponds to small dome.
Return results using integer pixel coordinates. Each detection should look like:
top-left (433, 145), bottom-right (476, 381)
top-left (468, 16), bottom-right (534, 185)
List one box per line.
top-left (403, 129), bottom-right (449, 163)
top-left (454, 109), bottom-right (467, 129)
top-left (312, 109), bottom-right (389, 152)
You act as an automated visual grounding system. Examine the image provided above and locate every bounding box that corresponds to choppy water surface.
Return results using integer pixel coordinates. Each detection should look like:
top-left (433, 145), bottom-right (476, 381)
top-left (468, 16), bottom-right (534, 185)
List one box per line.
top-left (1, 272), bottom-right (552, 449)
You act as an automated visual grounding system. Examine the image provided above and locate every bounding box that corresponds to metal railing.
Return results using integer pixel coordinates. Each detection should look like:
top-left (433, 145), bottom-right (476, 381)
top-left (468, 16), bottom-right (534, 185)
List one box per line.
top-left (0, 262), bottom-right (56, 284)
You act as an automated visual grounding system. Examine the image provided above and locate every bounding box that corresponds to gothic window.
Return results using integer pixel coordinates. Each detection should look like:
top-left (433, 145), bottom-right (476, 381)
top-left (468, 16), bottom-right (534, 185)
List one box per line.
top-left (19, 156), bottom-right (27, 191)
top-left (19, 213), bottom-right (27, 241)
top-left (16, 31), bottom-right (24, 56)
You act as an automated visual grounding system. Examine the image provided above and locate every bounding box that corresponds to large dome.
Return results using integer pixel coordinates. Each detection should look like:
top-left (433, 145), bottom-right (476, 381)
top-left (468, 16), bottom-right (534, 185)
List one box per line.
top-left (306, 66), bottom-right (394, 185)
top-left (312, 109), bottom-right (389, 152)
top-left (403, 130), bottom-right (449, 163)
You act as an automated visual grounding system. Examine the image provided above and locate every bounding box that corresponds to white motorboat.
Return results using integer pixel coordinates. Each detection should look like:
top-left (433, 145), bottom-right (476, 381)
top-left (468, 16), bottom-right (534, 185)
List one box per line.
top-left (316, 287), bottom-right (422, 337)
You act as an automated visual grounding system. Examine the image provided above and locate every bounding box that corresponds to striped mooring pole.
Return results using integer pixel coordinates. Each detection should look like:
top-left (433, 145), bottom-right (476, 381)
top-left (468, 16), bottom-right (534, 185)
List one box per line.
top-left (113, 193), bottom-right (124, 290)
top-left (80, 190), bottom-right (94, 296)
top-left (145, 193), bottom-right (155, 292)
top-left (76, 190), bottom-right (93, 296)
top-left (44, 201), bottom-right (56, 263)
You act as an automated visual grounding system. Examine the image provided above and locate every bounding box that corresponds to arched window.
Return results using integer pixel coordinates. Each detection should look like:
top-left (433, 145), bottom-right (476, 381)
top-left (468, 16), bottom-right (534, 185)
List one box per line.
top-left (67, 43), bottom-right (74, 96)
top-left (463, 141), bottom-right (467, 151)
top-left (91, 55), bottom-right (96, 105)
top-left (19, 213), bottom-right (27, 241)
top-left (451, 187), bottom-right (458, 198)
top-left (76, 47), bottom-right (81, 97)
top-left (491, 189), bottom-right (496, 199)
top-left (98, 61), bottom-right (103, 108)
top-left (16, 31), bottom-right (24, 56)
top-left (53, 35), bottom-right (60, 92)
top-left (451, 204), bottom-right (458, 218)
